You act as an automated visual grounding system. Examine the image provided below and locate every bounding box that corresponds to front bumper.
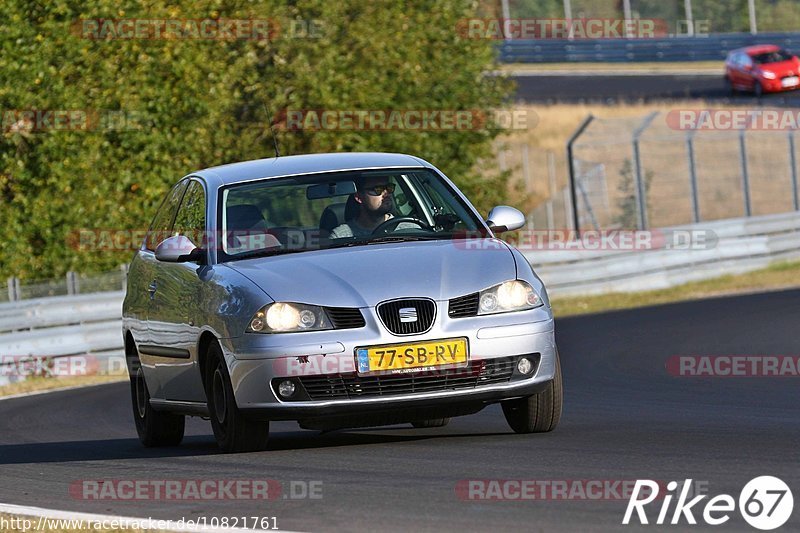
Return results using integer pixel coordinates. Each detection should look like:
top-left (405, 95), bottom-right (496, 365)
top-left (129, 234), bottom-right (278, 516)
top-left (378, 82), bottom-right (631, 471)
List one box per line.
top-left (219, 305), bottom-right (557, 422)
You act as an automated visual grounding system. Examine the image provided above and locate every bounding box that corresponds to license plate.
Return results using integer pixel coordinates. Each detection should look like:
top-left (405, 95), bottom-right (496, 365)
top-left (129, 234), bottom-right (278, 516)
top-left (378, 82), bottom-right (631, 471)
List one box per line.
top-left (356, 338), bottom-right (468, 374)
top-left (782, 76), bottom-right (799, 87)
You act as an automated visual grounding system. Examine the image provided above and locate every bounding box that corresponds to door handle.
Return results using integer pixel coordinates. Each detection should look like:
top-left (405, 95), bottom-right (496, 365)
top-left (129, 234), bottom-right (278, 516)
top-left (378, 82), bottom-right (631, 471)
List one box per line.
top-left (147, 281), bottom-right (157, 300)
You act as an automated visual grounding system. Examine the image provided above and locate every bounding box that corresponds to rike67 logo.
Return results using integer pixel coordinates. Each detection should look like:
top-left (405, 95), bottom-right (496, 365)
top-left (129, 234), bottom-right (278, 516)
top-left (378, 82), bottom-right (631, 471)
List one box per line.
top-left (623, 477), bottom-right (793, 530)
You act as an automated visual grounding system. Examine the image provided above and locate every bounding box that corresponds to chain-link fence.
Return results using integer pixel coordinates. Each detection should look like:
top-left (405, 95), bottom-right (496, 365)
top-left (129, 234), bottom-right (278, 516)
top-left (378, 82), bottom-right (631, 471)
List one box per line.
top-left (4, 266), bottom-right (128, 302)
top-left (503, 0), bottom-right (799, 34)
top-left (561, 112), bottom-right (800, 230)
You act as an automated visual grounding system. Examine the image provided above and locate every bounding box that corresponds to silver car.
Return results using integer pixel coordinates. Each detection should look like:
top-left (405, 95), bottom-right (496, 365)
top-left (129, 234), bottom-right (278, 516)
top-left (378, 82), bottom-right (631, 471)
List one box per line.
top-left (123, 152), bottom-right (562, 452)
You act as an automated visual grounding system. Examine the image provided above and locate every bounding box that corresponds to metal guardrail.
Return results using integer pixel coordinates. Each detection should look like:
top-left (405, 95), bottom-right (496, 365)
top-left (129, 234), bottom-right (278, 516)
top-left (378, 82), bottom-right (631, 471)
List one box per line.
top-left (526, 211), bottom-right (800, 297)
top-left (499, 32), bottom-right (800, 63)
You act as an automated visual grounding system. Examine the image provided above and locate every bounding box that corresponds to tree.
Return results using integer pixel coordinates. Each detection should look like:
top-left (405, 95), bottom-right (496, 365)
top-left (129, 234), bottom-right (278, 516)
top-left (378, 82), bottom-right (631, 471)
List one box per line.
top-left (0, 0), bottom-right (513, 279)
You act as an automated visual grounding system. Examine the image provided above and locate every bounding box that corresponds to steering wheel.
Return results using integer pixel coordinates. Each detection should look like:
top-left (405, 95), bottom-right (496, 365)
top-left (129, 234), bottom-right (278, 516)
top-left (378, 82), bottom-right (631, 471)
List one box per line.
top-left (371, 216), bottom-right (432, 235)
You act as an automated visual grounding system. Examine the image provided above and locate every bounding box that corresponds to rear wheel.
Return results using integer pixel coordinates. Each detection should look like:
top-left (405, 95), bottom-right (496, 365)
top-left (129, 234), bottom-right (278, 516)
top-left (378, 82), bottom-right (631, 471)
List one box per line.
top-left (411, 418), bottom-right (450, 428)
top-left (129, 347), bottom-right (185, 447)
top-left (205, 342), bottom-right (269, 453)
top-left (502, 351), bottom-right (563, 434)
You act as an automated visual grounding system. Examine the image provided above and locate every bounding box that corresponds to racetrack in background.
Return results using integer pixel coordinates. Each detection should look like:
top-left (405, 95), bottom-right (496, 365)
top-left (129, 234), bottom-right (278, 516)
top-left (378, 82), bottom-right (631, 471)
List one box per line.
top-left (513, 73), bottom-right (800, 105)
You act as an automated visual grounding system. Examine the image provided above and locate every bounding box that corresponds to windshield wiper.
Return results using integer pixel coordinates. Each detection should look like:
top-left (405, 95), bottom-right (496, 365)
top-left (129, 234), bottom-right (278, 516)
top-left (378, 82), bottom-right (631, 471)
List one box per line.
top-left (328, 235), bottom-right (447, 249)
top-left (230, 247), bottom-right (306, 261)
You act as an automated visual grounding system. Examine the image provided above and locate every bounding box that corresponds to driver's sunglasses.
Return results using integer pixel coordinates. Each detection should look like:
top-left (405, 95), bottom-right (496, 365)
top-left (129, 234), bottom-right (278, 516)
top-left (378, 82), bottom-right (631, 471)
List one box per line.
top-left (364, 183), bottom-right (396, 196)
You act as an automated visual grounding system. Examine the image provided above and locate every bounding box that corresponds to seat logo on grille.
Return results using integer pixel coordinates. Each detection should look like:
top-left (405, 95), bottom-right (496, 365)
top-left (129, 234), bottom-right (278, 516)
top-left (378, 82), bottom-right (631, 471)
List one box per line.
top-left (398, 307), bottom-right (418, 323)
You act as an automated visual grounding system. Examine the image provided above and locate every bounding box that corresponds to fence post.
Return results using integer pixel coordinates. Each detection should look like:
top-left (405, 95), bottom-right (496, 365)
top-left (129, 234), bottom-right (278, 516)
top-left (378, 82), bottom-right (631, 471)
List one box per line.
top-left (789, 131), bottom-right (799, 211)
top-left (546, 151), bottom-right (557, 230)
top-left (566, 114), bottom-right (594, 237)
top-left (522, 144), bottom-right (532, 192)
top-left (684, 0), bottom-right (694, 36)
top-left (632, 112), bottom-right (659, 230)
top-left (120, 264), bottom-right (129, 292)
top-left (66, 271), bottom-right (78, 295)
top-left (739, 131), bottom-right (752, 217)
top-left (7, 277), bottom-right (17, 302)
top-left (686, 132), bottom-right (701, 223)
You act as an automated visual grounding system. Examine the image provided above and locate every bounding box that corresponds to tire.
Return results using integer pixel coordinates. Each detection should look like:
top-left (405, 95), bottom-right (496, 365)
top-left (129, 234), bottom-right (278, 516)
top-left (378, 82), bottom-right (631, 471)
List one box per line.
top-left (205, 342), bottom-right (269, 453)
top-left (501, 351), bottom-right (563, 434)
top-left (724, 77), bottom-right (736, 96)
top-left (129, 348), bottom-right (185, 447)
top-left (754, 81), bottom-right (764, 98)
top-left (411, 418), bottom-right (450, 428)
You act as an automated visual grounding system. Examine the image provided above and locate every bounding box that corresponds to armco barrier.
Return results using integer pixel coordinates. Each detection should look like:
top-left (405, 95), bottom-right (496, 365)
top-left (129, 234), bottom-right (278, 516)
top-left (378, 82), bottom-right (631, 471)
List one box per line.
top-left (499, 32), bottom-right (800, 63)
top-left (1, 211), bottom-right (798, 386)
top-left (526, 211), bottom-right (800, 296)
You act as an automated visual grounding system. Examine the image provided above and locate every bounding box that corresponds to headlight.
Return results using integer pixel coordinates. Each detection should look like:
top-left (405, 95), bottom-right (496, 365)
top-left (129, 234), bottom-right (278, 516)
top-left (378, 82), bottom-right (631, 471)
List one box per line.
top-left (761, 70), bottom-right (777, 79)
top-left (247, 302), bottom-right (332, 333)
top-left (478, 280), bottom-right (542, 315)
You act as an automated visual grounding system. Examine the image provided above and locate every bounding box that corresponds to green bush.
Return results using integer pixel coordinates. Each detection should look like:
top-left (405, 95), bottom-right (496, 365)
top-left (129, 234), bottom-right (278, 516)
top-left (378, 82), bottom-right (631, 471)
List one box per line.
top-left (0, 0), bottom-right (513, 280)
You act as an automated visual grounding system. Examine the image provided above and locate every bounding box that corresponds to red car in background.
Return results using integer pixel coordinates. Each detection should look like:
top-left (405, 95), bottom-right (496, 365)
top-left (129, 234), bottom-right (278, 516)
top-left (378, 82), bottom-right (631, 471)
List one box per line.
top-left (725, 45), bottom-right (800, 96)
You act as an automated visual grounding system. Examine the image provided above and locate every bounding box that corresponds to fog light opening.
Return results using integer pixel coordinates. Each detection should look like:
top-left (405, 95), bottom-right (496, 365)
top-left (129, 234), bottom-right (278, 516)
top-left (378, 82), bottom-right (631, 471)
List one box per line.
top-left (278, 380), bottom-right (296, 398)
top-left (517, 357), bottom-right (535, 375)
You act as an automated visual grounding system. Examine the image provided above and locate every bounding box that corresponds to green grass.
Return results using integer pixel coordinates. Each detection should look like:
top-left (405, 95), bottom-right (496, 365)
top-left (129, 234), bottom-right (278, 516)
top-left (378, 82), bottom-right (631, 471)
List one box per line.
top-left (552, 260), bottom-right (800, 317)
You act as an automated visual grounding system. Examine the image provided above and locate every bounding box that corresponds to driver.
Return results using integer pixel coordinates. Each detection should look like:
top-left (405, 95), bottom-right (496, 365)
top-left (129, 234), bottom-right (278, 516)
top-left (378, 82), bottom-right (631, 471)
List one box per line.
top-left (330, 176), bottom-right (412, 238)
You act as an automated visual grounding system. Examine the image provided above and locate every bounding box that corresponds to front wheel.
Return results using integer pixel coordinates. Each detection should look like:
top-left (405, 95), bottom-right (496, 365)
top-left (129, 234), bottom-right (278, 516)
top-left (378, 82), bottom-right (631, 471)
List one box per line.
top-left (205, 342), bottom-right (269, 453)
top-left (129, 351), bottom-right (185, 447)
top-left (724, 77), bottom-right (737, 96)
top-left (502, 351), bottom-right (563, 434)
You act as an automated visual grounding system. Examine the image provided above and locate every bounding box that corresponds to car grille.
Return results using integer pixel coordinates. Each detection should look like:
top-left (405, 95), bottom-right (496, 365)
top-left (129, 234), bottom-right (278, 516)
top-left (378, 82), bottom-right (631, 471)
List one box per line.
top-left (298, 357), bottom-right (517, 400)
top-left (448, 292), bottom-right (479, 318)
top-left (376, 299), bottom-right (435, 335)
top-left (325, 307), bottom-right (366, 329)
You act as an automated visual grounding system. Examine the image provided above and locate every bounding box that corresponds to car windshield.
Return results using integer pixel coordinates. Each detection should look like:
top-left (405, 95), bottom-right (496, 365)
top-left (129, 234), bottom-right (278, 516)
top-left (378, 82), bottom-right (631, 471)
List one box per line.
top-left (218, 168), bottom-right (485, 261)
top-left (752, 50), bottom-right (793, 65)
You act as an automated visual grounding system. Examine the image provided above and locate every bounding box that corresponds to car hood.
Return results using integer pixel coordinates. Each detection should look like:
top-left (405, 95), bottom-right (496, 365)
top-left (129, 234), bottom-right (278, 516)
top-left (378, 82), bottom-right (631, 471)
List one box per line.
top-left (227, 239), bottom-right (517, 307)
top-left (759, 60), bottom-right (799, 77)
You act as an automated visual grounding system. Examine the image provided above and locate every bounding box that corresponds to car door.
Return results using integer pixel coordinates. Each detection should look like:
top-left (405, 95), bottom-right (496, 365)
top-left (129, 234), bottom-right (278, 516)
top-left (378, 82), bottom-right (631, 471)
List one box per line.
top-left (137, 178), bottom-right (188, 399)
top-left (148, 178), bottom-right (208, 401)
top-left (740, 53), bottom-right (756, 91)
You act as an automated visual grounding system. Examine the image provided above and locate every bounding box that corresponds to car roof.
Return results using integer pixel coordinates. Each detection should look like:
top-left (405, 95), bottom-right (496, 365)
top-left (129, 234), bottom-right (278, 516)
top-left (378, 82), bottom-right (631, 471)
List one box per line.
top-left (740, 44), bottom-right (783, 56)
top-left (192, 152), bottom-right (432, 186)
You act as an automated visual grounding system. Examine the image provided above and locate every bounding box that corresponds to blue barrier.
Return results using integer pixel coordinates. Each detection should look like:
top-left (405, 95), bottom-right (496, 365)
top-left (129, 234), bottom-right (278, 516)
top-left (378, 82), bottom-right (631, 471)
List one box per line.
top-left (499, 32), bottom-right (800, 63)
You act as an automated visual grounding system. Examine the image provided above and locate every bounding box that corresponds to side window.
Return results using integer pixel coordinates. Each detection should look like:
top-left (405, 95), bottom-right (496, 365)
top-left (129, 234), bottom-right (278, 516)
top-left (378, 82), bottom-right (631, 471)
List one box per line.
top-left (173, 180), bottom-right (206, 245)
top-left (146, 180), bottom-right (188, 251)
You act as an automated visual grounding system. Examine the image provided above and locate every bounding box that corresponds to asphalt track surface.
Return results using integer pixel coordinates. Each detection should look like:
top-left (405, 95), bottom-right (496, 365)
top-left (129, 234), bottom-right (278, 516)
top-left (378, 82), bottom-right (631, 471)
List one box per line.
top-left (1, 289), bottom-right (798, 532)
top-left (513, 74), bottom-right (800, 105)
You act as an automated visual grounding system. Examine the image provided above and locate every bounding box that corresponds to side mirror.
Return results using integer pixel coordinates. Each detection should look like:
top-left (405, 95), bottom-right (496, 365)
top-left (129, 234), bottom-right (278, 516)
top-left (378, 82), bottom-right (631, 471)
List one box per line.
top-left (155, 235), bottom-right (203, 263)
top-left (486, 205), bottom-right (526, 234)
